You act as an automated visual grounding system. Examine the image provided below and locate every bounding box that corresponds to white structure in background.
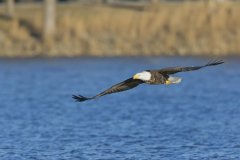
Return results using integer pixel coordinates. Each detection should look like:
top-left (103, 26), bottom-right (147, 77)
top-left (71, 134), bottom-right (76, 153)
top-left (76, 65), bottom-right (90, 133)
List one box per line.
top-left (6, 0), bottom-right (15, 18)
top-left (43, 0), bottom-right (56, 43)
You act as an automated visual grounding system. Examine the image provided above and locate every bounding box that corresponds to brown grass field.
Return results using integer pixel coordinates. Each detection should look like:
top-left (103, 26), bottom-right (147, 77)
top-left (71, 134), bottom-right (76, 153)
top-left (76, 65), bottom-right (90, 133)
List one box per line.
top-left (0, 1), bottom-right (240, 57)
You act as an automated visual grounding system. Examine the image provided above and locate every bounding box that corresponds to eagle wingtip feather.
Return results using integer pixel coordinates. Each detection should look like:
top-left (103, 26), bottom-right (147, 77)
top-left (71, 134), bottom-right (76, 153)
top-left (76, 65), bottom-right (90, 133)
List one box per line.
top-left (72, 94), bottom-right (90, 102)
top-left (206, 59), bottom-right (224, 66)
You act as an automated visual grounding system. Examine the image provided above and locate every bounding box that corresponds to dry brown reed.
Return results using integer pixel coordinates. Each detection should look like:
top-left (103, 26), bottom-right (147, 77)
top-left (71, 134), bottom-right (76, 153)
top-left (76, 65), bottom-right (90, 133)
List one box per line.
top-left (0, 1), bottom-right (240, 57)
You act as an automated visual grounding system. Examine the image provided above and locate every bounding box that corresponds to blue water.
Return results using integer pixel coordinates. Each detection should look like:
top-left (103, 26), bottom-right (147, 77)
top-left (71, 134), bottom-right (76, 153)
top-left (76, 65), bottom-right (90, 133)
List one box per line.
top-left (0, 57), bottom-right (239, 159)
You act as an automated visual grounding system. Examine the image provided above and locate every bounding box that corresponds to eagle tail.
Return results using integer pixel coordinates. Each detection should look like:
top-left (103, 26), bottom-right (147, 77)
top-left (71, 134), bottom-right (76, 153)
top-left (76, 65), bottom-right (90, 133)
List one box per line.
top-left (168, 76), bottom-right (182, 84)
top-left (72, 95), bottom-right (93, 102)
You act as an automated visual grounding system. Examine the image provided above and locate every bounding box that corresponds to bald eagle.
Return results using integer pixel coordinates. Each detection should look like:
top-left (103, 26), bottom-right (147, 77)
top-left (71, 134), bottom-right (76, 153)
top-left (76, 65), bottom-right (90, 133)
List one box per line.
top-left (73, 60), bottom-right (223, 102)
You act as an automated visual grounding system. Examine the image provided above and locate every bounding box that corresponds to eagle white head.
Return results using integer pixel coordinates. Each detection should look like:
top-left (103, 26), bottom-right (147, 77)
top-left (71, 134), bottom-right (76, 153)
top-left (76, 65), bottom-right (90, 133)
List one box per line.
top-left (133, 71), bottom-right (151, 81)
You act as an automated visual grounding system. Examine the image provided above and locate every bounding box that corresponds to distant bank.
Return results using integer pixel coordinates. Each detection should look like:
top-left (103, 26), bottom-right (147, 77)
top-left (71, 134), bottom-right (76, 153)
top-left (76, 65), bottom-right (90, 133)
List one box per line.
top-left (0, 1), bottom-right (240, 57)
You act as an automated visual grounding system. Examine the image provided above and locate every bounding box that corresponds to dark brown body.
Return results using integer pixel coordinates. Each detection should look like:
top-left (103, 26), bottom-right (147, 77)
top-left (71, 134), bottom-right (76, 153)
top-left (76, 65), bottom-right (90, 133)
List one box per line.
top-left (145, 71), bottom-right (169, 85)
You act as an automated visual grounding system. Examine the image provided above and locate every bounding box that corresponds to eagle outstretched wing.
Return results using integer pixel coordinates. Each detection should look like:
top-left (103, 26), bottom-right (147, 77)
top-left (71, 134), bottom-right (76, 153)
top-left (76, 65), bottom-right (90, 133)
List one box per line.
top-left (73, 78), bottom-right (144, 102)
top-left (156, 60), bottom-right (224, 75)
top-left (73, 60), bottom-right (224, 102)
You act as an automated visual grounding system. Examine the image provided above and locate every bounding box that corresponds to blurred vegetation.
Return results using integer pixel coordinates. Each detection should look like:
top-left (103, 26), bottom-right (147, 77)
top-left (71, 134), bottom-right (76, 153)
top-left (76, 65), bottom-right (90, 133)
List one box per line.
top-left (0, 1), bottom-right (240, 57)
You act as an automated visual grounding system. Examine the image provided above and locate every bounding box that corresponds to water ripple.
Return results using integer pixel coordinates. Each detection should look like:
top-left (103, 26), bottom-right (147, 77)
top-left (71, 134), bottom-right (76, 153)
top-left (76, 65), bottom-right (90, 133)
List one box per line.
top-left (0, 57), bottom-right (239, 159)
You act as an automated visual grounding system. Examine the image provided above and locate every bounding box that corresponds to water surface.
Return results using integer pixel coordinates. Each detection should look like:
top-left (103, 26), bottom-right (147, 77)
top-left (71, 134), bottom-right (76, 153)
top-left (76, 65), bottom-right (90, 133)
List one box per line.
top-left (0, 57), bottom-right (239, 159)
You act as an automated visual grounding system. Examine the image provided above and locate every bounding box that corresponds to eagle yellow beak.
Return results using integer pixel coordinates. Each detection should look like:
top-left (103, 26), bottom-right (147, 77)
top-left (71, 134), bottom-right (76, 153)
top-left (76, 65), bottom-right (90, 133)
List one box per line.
top-left (133, 74), bottom-right (139, 80)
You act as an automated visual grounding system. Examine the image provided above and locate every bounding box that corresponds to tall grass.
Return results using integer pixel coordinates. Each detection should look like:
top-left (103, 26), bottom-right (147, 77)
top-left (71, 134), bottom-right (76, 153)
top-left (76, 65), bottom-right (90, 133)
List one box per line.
top-left (0, 1), bottom-right (240, 57)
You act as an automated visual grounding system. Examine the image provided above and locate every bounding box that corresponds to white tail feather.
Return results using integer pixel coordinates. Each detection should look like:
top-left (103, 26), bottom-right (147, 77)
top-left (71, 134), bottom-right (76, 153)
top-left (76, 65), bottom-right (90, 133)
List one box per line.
top-left (168, 76), bottom-right (182, 84)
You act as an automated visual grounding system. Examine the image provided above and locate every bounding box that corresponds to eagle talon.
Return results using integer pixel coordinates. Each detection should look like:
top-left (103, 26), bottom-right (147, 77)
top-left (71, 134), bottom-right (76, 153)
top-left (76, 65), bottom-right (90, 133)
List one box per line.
top-left (165, 80), bottom-right (171, 85)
